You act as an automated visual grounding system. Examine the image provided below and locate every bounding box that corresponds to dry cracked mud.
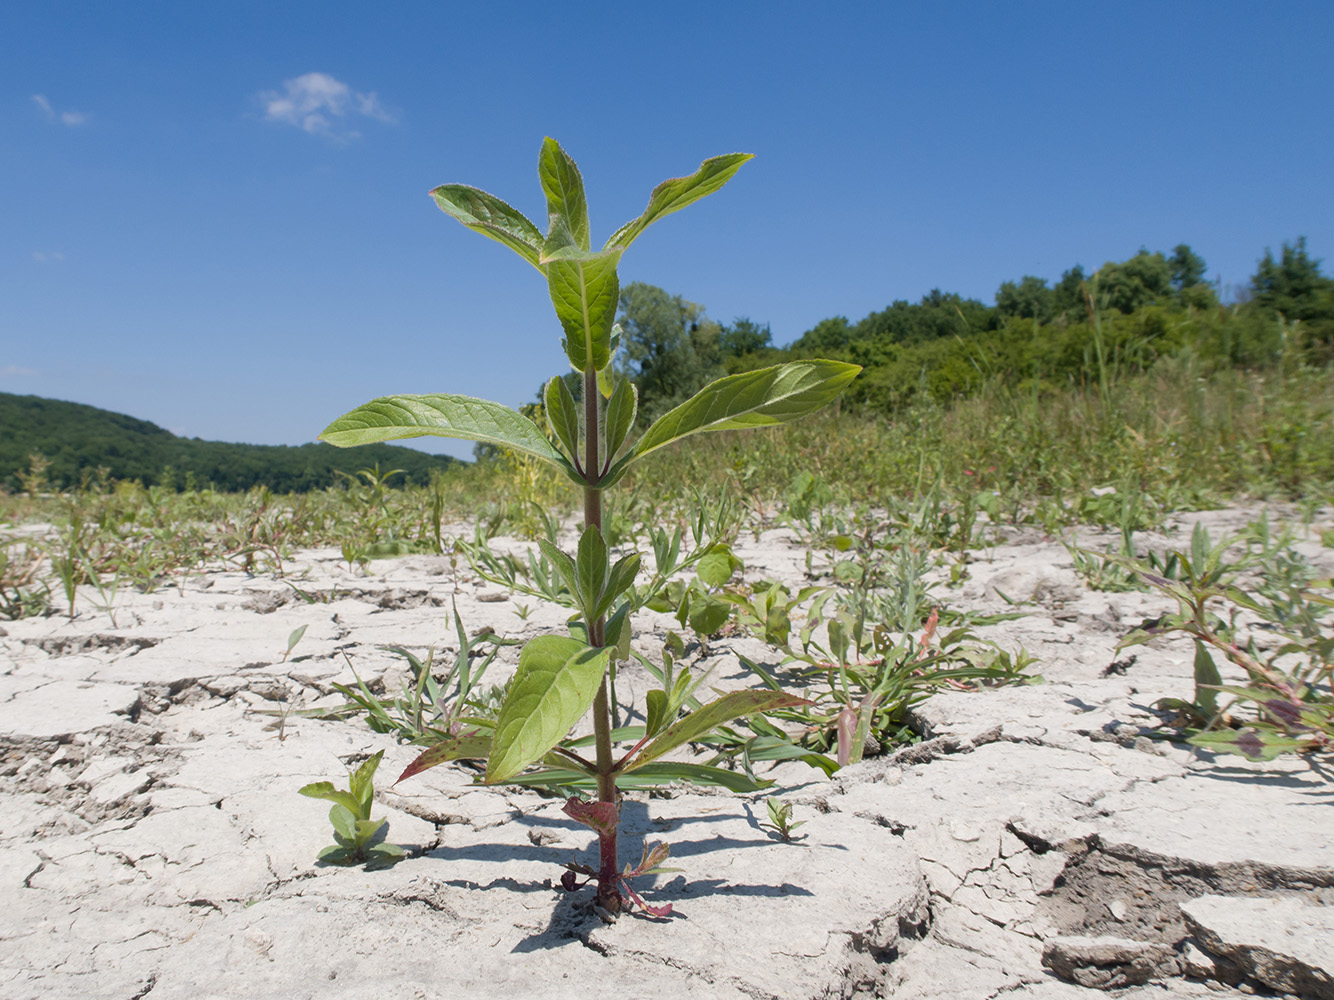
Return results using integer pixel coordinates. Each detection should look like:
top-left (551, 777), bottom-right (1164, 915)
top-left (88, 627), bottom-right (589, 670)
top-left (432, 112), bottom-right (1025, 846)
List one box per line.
top-left (2, 504), bottom-right (1331, 999)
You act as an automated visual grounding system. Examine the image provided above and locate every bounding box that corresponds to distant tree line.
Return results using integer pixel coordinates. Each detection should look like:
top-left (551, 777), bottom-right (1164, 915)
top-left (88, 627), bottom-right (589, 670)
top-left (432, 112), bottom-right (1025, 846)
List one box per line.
top-left (606, 238), bottom-right (1334, 419)
top-left (0, 393), bottom-right (458, 493)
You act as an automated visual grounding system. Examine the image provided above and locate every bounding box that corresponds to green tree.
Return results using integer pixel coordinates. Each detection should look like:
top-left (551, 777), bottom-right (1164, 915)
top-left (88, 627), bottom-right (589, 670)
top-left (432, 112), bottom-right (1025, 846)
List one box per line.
top-left (1169, 243), bottom-right (1208, 290)
top-left (1251, 237), bottom-right (1332, 322)
top-left (996, 275), bottom-right (1054, 322)
top-left (616, 283), bottom-right (724, 419)
top-left (719, 316), bottom-right (772, 357)
top-left (1051, 265), bottom-right (1087, 322)
top-left (792, 316), bottom-right (853, 352)
top-left (1094, 250), bottom-right (1173, 314)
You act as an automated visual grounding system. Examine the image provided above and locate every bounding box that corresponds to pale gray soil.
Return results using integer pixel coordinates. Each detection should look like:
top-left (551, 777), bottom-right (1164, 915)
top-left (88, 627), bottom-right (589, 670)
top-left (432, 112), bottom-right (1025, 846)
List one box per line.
top-left (2, 504), bottom-right (1331, 1000)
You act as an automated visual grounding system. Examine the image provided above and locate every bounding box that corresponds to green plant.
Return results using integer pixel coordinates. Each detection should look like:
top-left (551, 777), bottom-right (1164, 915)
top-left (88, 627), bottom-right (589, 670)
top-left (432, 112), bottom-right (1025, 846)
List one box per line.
top-left (1113, 520), bottom-right (1333, 759)
top-left (298, 751), bottom-right (406, 867)
top-left (0, 539), bottom-right (50, 619)
top-left (759, 797), bottom-right (806, 842)
top-left (320, 138), bottom-right (858, 916)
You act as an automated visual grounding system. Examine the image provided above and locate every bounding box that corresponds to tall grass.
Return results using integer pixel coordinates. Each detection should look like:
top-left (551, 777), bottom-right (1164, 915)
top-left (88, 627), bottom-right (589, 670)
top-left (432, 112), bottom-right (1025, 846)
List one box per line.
top-left (624, 356), bottom-right (1334, 515)
top-left (2, 355), bottom-right (1331, 603)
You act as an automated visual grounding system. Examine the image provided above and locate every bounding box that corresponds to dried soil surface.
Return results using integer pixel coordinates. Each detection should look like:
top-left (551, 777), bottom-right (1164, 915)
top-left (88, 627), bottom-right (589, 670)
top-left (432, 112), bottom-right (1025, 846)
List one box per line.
top-left (2, 505), bottom-right (1332, 1000)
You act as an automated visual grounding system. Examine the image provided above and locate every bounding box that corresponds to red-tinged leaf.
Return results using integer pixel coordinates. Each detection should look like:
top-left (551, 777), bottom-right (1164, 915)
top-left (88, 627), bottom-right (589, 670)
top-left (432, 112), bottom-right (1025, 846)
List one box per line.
top-left (1187, 728), bottom-right (1307, 761)
top-left (633, 841), bottom-right (671, 875)
top-left (622, 690), bottom-right (810, 772)
top-left (563, 796), bottom-right (619, 838)
top-left (836, 705), bottom-right (856, 768)
top-left (618, 877), bottom-right (673, 919)
top-left (1262, 698), bottom-right (1306, 730)
top-left (638, 898), bottom-right (673, 919)
top-left (396, 733), bottom-right (492, 783)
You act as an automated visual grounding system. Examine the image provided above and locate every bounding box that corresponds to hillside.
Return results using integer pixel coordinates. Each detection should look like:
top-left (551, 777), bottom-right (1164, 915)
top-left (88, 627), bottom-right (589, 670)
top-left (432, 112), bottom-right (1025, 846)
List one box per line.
top-left (0, 393), bottom-right (460, 493)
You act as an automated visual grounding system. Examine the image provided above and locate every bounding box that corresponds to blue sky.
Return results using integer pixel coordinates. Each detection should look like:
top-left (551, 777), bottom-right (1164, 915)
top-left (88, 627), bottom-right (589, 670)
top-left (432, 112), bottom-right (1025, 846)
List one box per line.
top-left (5, 2), bottom-right (1332, 460)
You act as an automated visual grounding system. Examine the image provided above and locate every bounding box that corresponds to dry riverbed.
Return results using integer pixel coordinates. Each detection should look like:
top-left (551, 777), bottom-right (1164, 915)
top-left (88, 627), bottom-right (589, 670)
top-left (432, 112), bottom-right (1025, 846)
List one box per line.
top-left (2, 505), bottom-right (1332, 1000)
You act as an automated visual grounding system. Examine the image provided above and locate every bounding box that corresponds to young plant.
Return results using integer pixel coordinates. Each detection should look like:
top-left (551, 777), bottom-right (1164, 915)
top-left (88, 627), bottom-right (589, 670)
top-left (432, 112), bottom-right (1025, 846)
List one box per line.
top-left (320, 139), bottom-right (859, 916)
top-left (298, 750), bottom-right (406, 867)
top-left (1112, 520), bottom-right (1333, 759)
top-left (760, 797), bottom-right (807, 843)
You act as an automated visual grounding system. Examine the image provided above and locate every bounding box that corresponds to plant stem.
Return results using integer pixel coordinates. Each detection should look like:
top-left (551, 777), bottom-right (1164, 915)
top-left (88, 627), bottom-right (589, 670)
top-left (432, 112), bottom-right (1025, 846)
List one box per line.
top-left (584, 366), bottom-right (620, 912)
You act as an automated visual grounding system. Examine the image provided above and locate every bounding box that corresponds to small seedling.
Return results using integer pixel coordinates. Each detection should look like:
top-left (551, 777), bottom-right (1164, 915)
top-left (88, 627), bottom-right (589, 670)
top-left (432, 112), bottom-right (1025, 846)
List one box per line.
top-left (320, 138), bottom-right (858, 916)
top-left (281, 623), bottom-right (308, 662)
top-left (298, 750), bottom-right (405, 867)
top-left (760, 797), bottom-right (806, 842)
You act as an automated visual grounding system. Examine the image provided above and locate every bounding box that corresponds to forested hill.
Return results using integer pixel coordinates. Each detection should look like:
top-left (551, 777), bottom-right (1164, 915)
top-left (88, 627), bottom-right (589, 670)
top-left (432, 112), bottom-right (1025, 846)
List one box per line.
top-left (0, 393), bottom-right (460, 493)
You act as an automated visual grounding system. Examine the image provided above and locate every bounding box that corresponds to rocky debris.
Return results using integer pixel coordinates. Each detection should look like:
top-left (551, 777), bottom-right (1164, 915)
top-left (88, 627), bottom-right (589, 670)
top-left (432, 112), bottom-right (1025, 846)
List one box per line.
top-left (1181, 895), bottom-right (1334, 999)
top-left (1042, 935), bottom-right (1179, 988)
top-left (0, 503), bottom-right (1330, 999)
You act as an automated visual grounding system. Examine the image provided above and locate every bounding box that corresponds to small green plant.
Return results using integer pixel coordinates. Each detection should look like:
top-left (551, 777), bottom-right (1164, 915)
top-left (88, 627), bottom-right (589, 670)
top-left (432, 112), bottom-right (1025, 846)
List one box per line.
top-left (281, 624), bottom-right (308, 663)
top-left (760, 797), bottom-right (806, 842)
top-left (298, 750), bottom-right (405, 867)
top-left (320, 139), bottom-right (858, 916)
top-left (0, 539), bottom-right (50, 619)
top-left (1113, 520), bottom-right (1333, 760)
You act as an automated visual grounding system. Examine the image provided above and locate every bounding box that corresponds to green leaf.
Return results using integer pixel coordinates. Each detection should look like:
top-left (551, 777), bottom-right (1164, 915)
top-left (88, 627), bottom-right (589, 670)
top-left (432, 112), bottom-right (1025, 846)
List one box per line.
top-left (298, 782), bottom-right (361, 817)
top-left (348, 751), bottom-right (383, 818)
top-left (543, 377), bottom-right (581, 464)
top-left (603, 378), bottom-right (638, 462)
top-left (366, 843), bottom-right (406, 867)
top-left (429, 185), bottom-right (544, 270)
top-left (354, 817), bottom-right (387, 846)
top-left (576, 525), bottom-right (609, 615)
top-left (285, 624), bottom-right (308, 657)
top-left (320, 394), bottom-right (573, 475)
top-left (625, 761), bottom-right (775, 793)
top-left (328, 803), bottom-right (357, 843)
top-left (687, 594), bottom-right (731, 637)
top-left (616, 361), bottom-right (860, 471)
top-left (397, 733), bottom-right (493, 783)
top-left (604, 152), bottom-right (754, 251)
top-left (1187, 728), bottom-right (1307, 761)
top-left (536, 540), bottom-right (579, 599)
top-left (623, 690), bottom-right (810, 771)
top-left (743, 735), bottom-right (839, 776)
top-left (538, 137), bottom-right (590, 251)
top-left (486, 638), bottom-right (611, 784)
top-left (316, 844), bottom-right (358, 865)
top-left (594, 554), bottom-right (641, 622)
top-left (604, 601), bottom-right (633, 661)
top-left (695, 544), bottom-right (739, 588)
top-left (645, 689), bottom-right (669, 737)
top-left (1192, 641), bottom-right (1222, 717)
top-left (544, 249), bottom-right (623, 373)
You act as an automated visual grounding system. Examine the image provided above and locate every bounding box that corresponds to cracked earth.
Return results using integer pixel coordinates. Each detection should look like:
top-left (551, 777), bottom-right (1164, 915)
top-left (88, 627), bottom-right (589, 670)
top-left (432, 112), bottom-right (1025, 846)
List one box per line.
top-left (2, 505), bottom-right (1332, 999)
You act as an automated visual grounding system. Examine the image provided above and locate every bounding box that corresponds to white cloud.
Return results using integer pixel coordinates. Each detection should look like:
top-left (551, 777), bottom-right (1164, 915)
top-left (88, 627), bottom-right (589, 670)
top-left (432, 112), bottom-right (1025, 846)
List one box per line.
top-left (32, 251), bottom-right (65, 263)
top-left (32, 94), bottom-right (88, 126)
top-left (259, 72), bottom-right (397, 139)
top-left (1, 365), bottom-right (38, 377)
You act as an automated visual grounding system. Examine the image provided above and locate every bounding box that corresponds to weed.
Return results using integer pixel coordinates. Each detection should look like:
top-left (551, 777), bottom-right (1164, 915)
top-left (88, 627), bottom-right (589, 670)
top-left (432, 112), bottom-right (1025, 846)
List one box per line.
top-left (298, 751), bottom-right (405, 868)
top-left (1112, 520), bottom-right (1333, 759)
top-left (759, 797), bottom-right (806, 842)
top-left (319, 139), bottom-right (858, 916)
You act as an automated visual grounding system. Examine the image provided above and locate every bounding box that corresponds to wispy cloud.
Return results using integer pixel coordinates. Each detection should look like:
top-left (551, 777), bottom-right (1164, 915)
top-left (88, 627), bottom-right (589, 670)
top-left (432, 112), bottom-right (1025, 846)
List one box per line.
top-left (258, 72), bottom-right (396, 140)
top-left (32, 251), bottom-right (65, 263)
top-left (32, 94), bottom-right (88, 126)
top-left (1, 365), bottom-right (38, 377)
